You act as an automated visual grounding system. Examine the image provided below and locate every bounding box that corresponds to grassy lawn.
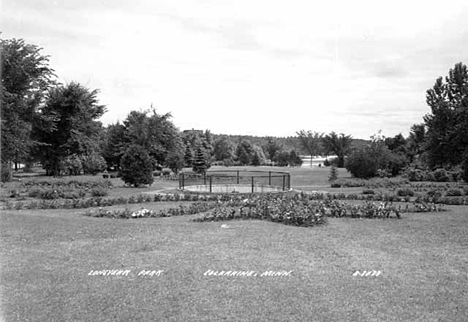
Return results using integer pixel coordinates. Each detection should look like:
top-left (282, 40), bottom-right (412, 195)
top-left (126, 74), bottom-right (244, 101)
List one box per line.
top-left (1, 203), bottom-right (467, 321)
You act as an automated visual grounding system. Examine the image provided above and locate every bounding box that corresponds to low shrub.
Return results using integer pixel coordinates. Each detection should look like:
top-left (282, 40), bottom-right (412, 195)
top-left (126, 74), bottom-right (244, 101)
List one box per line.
top-left (406, 168), bottom-right (426, 182)
top-left (28, 187), bottom-right (44, 198)
top-left (397, 188), bottom-right (415, 197)
top-left (1, 163), bottom-right (12, 182)
top-left (427, 189), bottom-right (443, 198)
top-left (90, 187), bottom-right (109, 197)
top-left (8, 189), bottom-right (21, 198)
top-left (62, 189), bottom-right (86, 199)
top-left (425, 172), bottom-right (436, 182)
top-left (445, 189), bottom-right (463, 197)
top-left (433, 168), bottom-right (450, 182)
top-left (40, 188), bottom-right (63, 200)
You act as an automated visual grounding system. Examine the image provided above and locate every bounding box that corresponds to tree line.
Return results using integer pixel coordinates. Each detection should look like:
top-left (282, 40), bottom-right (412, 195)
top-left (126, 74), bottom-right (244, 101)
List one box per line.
top-left (1, 38), bottom-right (467, 184)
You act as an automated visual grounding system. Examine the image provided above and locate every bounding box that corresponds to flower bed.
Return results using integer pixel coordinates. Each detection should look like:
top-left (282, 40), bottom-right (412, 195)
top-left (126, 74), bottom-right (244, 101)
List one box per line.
top-left (84, 203), bottom-right (215, 219)
top-left (78, 193), bottom-right (450, 229)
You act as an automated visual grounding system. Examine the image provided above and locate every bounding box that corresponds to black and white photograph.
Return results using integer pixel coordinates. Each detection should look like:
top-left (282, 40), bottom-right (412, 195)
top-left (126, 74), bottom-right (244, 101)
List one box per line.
top-left (1, 0), bottom-right (467, 321)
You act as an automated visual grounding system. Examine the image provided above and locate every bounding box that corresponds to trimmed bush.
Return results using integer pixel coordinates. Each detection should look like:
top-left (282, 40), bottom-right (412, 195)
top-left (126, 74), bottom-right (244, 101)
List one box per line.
top-left (119, 145), bottom-right (154, 187)
top-left (28, 187), bottom-right (45, 198)
top-left (433, 168), bottom-right (450, 182)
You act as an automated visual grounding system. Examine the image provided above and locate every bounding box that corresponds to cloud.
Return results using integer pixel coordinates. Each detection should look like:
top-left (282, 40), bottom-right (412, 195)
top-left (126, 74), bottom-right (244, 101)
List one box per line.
top-left (2, 0), bottom-right (468, 139)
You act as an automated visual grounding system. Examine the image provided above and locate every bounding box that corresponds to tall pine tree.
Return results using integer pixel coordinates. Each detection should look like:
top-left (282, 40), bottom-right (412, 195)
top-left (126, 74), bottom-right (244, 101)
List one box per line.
top-left (192, 146), bottom-right (208, 174)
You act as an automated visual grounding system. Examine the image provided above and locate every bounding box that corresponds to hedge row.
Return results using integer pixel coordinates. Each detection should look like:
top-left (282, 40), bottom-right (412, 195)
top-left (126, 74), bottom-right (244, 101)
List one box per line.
top-left (20, 179), bottom-right (113, 189)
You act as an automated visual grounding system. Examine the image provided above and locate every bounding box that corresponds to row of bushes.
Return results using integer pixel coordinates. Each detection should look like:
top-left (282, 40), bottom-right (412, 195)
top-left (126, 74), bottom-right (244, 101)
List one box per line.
top-left (1, 192), bottom-right (220, 210)
top-left (7, 186), bottom-right (109, 200)
top-left (331, 177), bottom-right (409, 189)
top-left (405, 168), bottom-right (464, 182)
top-left (20, 179), bottom-right (113, 189)
top-left (298, 190), bottom-right (468, 205)
top-left (3, 188), bottom-right (465, 211)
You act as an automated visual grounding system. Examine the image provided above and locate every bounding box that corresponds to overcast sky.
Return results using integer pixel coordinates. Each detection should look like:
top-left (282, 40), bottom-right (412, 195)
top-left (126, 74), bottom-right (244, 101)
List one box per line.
top-left (2, 0), bottom-right (468, 139)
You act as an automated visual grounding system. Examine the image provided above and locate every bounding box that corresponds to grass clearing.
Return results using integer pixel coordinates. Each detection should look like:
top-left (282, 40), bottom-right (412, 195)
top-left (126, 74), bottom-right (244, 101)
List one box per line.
top-left (1, 203), bottom-right (468, 321)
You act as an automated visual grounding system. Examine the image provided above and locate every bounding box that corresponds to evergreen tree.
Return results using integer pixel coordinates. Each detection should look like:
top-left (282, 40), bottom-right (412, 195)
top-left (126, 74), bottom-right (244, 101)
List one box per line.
top-left (102, 122), bottom-right (126, 170)
top-left (31, 82), bottom-right (106, 176)
top-left (328, 165), bottom-right (338, 182)
top-left (192, 146), bottom-right (209, 174)
top-left (263, 138), bottom-right (282, 162)
top-left (288, 150), bottom-right (303, 167)
top-left (251, 151), bottom-right (261, 166)
top-left (184, 144), bottom-right (193, 167)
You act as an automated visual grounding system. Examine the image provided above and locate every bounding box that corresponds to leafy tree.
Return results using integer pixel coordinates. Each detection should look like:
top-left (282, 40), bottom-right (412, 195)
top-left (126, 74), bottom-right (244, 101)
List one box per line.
top-left (61, 154), bottom-right (83, 175)
top-left (296, 130), bottom-right (323, 166)
top-left (165, 148), bottom-right (185, 174)
top-left (263, 137), bottom-right (282, 162)
top-left (192, 146), bottom-right (209, 174)
top-left (275, 151), bottom-right (290, 167)
top-left (123, 108), bottom-right (182, 166)
top-left (102, 122), bottom-right (126, 170)
top-left (1, 38), bottom-right (55, 172)
top-left (31, 82), bottom-right (106, 176)
top-left (384, 133), bottom-right (407, 153)
top-left (288, 150), bottom-right (303, 167)
top-left (213, 136), bottom-right (235, 161)
top-left (345, 132), bottom-right (396, 178)
top-left (81, 153), bottom-right (107, 175)
top-left (235, 140), bottom-right (254, 165)
top-left (119, 145), bottom-right (154, 187)
top-left (407, 123), bottom-right (426, 162)
top-left (424, 62), bottom-right (468, 168)
top-left (321, 132), bottom-right (353, 167)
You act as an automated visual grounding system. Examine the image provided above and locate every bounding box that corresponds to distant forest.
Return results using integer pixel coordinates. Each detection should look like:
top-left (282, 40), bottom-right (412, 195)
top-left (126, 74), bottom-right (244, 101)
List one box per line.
top-left (210, 134), bottom-right (369, 156)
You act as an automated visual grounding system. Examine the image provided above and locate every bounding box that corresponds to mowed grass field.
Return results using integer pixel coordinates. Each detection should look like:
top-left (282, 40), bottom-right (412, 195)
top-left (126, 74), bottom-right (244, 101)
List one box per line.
top-left (1, 166), bottom-right (468, 321)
